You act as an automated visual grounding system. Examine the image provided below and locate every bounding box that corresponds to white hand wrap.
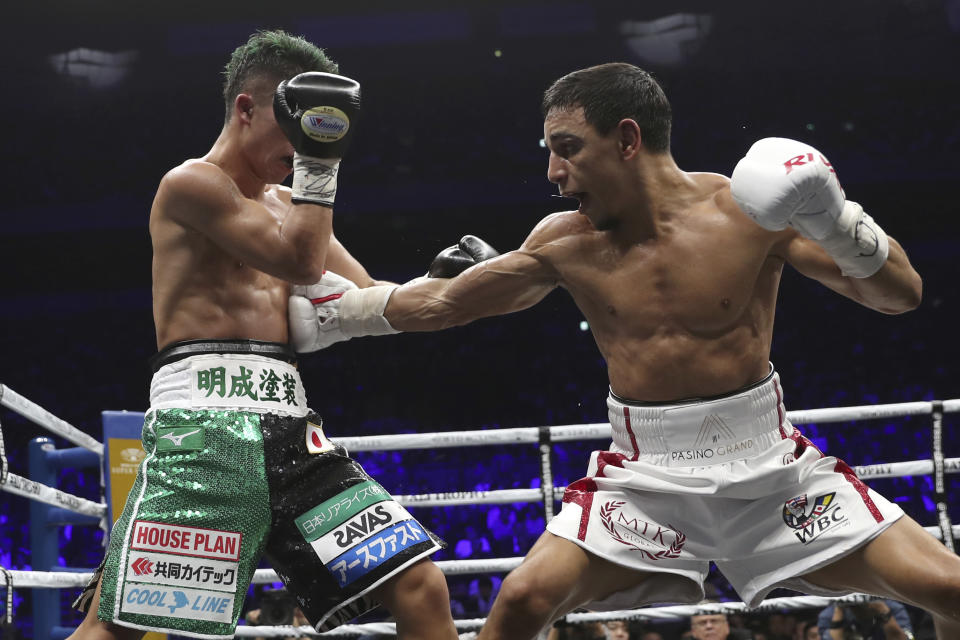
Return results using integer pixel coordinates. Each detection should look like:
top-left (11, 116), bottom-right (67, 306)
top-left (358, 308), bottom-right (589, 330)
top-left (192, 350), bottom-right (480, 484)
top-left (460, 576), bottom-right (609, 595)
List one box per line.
top-left (731, 137), bottom-right (889, 278)
top-left (340, 285), bottom-right (401, 337)
top-left (288, 271), bottom-right (358, 353)
top-left (817, 200), bottom-right (889, 278)
top-left (291, 153), bottom-right (340, 206)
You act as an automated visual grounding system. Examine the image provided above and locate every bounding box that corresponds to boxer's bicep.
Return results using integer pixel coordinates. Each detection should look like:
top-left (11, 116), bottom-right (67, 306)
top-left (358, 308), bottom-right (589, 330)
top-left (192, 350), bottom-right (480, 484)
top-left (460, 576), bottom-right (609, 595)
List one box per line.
top-left (782, 233), bottom-right (851, 293)
top-left (783, 233), bottom-right (921, 313)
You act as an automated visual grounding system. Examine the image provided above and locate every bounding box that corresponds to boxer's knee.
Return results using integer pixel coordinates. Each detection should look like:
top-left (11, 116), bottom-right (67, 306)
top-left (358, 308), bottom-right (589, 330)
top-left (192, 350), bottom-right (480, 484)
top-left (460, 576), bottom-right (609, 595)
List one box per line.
top-left (921, 566), bottom-right (960, 620)
top-left (379, 560), bottom-right (451, 621)
top-left (495, 569), bottom-right (559, 623)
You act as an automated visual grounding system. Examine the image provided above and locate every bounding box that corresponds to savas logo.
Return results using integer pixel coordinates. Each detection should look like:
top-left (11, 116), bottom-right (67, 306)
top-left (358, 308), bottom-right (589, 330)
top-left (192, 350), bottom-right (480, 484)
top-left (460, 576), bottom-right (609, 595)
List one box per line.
top-left (308, 500), bottom-right (414, 563)
top-left (334, 504), bottom-right (394, 547)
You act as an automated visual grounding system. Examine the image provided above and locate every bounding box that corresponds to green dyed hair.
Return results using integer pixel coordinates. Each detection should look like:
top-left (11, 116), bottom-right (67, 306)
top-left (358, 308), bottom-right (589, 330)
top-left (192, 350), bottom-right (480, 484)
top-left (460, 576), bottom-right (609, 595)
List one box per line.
top-left (542, 62), bottom-right (672, 153)
top-left (222, 29), bottom-right (339, 122)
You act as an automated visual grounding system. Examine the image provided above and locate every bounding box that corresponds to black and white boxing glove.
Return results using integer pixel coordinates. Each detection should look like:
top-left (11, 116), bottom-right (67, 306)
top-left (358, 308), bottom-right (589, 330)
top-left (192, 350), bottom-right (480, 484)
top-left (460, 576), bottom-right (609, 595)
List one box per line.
top-left (289, 271), bottom-right (398, 353)
top-left (427, 235), bottom-right (500, 278)
top-left (730, 137), bottom-right (889, 278)
top-left (274, 72), bottom-right (361, 206)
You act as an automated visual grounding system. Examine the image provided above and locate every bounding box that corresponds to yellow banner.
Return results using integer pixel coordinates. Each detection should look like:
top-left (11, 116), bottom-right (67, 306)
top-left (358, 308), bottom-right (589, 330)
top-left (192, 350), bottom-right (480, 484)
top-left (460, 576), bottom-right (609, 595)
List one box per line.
top-left (107, 438), bottom-right (166, 640)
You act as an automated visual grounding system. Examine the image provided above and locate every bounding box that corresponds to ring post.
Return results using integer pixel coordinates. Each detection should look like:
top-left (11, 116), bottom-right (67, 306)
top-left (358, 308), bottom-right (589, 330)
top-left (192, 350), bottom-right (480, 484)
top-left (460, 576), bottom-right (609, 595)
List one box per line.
top-left (29, 438), bottom-right (59, 640)
top-left (29, 437), bottom-right (102, 639)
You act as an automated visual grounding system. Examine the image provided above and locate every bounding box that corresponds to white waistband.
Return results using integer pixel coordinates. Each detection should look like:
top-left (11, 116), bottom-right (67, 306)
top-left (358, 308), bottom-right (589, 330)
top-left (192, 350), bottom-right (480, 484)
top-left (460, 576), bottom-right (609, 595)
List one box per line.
top-left (607, 369), bottom-right (792, 467)
top-left (150, 353), bottom-right (309, 417)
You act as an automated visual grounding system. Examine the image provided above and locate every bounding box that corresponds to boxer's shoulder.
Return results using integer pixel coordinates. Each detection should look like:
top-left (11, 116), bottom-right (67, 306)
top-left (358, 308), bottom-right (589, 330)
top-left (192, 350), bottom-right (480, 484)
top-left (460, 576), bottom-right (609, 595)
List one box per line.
top-left (529, 210), bottom-right (593, 242)
top-left (154, 159), bottom-right (239, 219)
top-left (519, 211), bottom-right (592, 263)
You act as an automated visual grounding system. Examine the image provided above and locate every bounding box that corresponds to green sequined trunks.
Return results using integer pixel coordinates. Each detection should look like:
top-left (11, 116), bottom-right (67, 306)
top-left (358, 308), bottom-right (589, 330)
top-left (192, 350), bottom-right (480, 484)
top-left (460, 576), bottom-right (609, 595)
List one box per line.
top-left (84, 407), bottom-right (442, 639)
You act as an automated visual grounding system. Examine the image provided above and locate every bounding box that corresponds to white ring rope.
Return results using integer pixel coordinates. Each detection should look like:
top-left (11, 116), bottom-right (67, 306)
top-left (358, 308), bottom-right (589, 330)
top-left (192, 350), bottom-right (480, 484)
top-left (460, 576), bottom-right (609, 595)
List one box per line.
top-left (853, 457), bottom-right (960, 480)
top-left (1, 471), bottom-right (106, 517)
top-left (562, 592), bottom-right (883, 623)
top-left (225, 593), bottom-right (888, 636)
top-left (1, 454), bottom-right (951, 516)
top-left (333, 399), bottom-right (960, 452)
top-left (11, 515), bottom-right (960, 590)
top-left (0, 384), bottom-right (103, 455)
top-left (391, 456), bottom-right (960, 507)
top-left (3, 396), bottom-right (958, 634)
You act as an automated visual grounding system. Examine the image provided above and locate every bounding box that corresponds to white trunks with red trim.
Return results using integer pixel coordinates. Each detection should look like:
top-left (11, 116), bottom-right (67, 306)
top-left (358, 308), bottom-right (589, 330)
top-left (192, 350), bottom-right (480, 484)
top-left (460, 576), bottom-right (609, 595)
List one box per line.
top-left (545, 366), bottom-right (904, 608)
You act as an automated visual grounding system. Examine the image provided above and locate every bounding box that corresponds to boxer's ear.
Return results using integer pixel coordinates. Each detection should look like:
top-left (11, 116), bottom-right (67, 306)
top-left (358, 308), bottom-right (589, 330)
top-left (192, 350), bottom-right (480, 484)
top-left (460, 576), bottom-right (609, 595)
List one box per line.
top-left (617, 119), bottom-right (641, 158)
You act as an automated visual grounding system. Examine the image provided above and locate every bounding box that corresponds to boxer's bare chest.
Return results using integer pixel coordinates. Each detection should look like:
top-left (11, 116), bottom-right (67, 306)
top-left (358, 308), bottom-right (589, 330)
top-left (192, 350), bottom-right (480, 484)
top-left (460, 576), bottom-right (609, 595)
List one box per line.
top-left (560, 216), bottom-right (777, 339)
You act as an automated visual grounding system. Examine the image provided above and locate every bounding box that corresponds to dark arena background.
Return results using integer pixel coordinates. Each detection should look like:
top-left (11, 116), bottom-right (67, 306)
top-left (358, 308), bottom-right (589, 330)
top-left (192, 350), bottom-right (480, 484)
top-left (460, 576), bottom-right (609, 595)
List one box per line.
top-left (1, 1), bottom-right (959, 638)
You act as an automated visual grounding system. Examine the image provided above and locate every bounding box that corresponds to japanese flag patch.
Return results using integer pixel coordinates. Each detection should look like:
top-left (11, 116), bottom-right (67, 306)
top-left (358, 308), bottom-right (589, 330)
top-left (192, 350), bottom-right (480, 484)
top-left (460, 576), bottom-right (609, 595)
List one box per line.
top-left (306, 421), bottom-right (335, 454)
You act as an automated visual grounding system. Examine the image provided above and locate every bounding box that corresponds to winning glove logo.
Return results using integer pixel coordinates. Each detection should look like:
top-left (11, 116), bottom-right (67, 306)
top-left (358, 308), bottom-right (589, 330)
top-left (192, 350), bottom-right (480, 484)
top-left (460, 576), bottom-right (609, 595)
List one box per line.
top-left (301, 106), bottom-right (350, 142)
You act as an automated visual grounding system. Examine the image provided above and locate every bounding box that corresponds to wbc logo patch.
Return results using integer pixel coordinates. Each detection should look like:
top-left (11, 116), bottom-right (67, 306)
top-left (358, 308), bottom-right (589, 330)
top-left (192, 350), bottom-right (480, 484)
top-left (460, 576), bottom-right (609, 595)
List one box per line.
top-left (782, 492), bottom-right (850, 544)
top-left (782, 493), bottom-right (832, 529)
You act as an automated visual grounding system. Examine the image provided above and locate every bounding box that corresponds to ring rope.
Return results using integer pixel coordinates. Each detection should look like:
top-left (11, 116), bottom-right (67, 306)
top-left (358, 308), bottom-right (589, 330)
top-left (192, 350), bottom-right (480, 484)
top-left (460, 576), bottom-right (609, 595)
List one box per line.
top-left (229, 593), bottom-right (888, 637)
top-left (3, 453), bottom-right (953, 526)
top-left (0, 384), bottom-right (104, 455)
top-left (0, 471), bottom-right (106, 517)
top-left (396, 488), bottom-right (547, 507)
top-left (390, 455), bottom-right (957, 508)
top-left (3, 396), bottom-right (956, 632)
top-left (10, 515), bottom-right (960, 591)
top-left (562, 592), bottom-right (884, 623)
top-left (332, 399), bottom-right (960, 452)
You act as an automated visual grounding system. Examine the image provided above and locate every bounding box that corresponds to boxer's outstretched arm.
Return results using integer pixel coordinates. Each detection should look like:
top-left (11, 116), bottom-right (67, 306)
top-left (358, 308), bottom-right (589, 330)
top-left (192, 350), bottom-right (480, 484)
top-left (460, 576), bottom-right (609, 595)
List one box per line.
top-left (288, 214), bottom-right (566, 352)
top-left (779, 230), bottom-right (922, 314)
top-left (385, 248), bottom-right (559, 331)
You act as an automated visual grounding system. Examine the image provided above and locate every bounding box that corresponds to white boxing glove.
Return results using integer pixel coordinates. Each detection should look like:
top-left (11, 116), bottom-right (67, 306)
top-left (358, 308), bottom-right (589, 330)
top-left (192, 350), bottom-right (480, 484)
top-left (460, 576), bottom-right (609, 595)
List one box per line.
top-left (731, 137), bottom-right (845, 236)
top-left (289, 271), bottom-right (401, 353)
top-left (731, 137), bottom-right (888, 278)
top-left (289, 271), bottom-right (359, 353)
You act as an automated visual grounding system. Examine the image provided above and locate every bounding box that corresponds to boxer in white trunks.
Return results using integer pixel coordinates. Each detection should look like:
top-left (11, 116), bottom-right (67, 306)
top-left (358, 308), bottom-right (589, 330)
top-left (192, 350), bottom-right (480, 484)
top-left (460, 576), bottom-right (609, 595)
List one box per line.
top-left (293, 62), bottom-right (960, 637)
